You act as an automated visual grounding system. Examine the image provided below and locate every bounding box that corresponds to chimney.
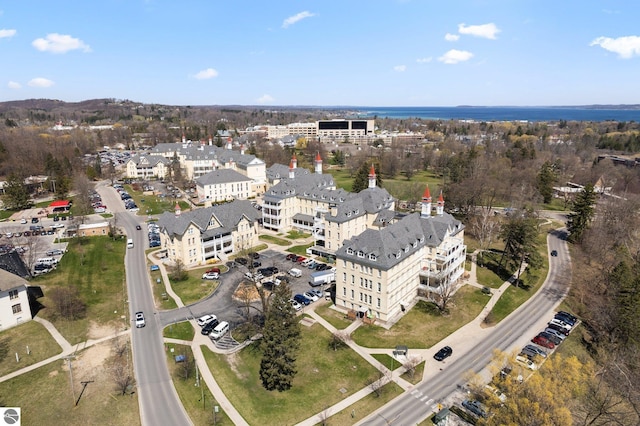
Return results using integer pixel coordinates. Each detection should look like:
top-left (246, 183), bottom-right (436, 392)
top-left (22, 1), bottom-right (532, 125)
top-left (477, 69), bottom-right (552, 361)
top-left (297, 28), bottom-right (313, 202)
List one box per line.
top-left (240, 144), bottom-right (245, 155)
top-left (314, 152), bottom-right (323, 174)
top-left (421, 185), bottom-right (432, 218)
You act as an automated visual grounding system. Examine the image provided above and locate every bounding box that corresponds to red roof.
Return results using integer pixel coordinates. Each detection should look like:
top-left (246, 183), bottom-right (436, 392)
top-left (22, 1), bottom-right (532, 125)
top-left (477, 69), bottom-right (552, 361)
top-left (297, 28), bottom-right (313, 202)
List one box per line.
top-left (49, 200), bottom-right (71, 208)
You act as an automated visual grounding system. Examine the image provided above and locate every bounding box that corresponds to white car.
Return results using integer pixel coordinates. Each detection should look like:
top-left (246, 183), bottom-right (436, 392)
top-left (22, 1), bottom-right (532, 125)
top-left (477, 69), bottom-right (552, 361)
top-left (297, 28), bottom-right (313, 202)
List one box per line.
top-left (202, 272), bottom-right (219, 280)
top-left (290, 299), bottom-right (302, 311)
top-left (20, 218), bottom-right (27, 224)
top-left (515, 355), bottom-right (537, 370)
top-left (197, 314), bottom-right (217, 327)
top-left (303, 291), bottom-right (319, 302)
top-left (135, 312), bottom-right (146, 328)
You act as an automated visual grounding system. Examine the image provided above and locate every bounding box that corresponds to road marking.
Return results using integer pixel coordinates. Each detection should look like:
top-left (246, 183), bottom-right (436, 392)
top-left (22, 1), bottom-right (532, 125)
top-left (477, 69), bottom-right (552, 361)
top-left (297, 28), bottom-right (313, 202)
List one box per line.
top-left (411, 390), bottom-right (419, 396)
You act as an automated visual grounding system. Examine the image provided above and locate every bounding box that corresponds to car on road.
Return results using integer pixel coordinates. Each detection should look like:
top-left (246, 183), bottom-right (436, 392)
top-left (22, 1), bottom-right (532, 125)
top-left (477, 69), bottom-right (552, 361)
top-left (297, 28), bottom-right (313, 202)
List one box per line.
top-left (293, 294), bottom-right (312, 306)
top-left (433, 346), bottom-right (453, 361)
top-left (550, 250), bottom-right (558, 256)
top-left (197, 314), bottom-right (217, 327)
top-left (290, 299), bottom-right (302, 311)
top-left (201, 318), bottom-right (221, 335)
top-left (532, 335), bottom-right (555, 349)
top-left (136, 225), bottom-right (142, 230)
top-left (20, 218), bottom-right (27, 224)
top-left (462, 399), bottom-right (488, 418)
top-left (202, 272), bottom-right (219, 280)
top-left (135, 312), bottom-right (146, 328)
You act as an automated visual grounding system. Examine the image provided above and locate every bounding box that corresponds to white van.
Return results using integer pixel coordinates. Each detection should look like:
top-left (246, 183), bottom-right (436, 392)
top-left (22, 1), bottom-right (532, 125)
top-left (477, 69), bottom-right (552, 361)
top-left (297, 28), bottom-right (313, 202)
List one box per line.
top-left (288, 268), bottom-right (302, 278)
top-left (209, 321), bottom-right (229, 340)
top-left (36, 257), bottom-right (58, 266)
top-left (127, 239), bottom-right (134, 249)
top-left (300, 258), bottom-right (313, 267)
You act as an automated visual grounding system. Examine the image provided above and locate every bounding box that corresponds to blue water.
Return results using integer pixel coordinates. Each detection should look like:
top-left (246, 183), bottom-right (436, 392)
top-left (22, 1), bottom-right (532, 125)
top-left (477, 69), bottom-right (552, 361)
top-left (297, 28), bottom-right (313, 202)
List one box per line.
top-left (342, 106), bottom-right (640, 122)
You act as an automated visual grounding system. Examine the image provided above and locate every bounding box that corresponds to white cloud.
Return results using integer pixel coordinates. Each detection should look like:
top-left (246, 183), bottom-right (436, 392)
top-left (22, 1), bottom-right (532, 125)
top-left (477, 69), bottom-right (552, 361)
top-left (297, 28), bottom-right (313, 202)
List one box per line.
top-left (7, 81), bottom-right (21, 89)
top-left (257, 94), bottom-right (274, 104)
top-left (458, 23), bottom-right (500, 40)
top-left (444, 33), bottom-right (459, 42)
top-left (438, 49), bottom-right (474, 64)
top-left (193, 68), bottom-right (219, 80)
top-left (28, 77), bottom-right (54, 88)
top-left (282, 11), bottom-right (315, 28)
top-left (393, 65), bottom-right (406, 72)
top-left (32, 33), bottom-right (91, 53)
top-left (0, 29), bottom-right (16, 39)
top-left (416, 57), bottom-right (432, 63)
top-left (590, 35), bottom-right (640, 59)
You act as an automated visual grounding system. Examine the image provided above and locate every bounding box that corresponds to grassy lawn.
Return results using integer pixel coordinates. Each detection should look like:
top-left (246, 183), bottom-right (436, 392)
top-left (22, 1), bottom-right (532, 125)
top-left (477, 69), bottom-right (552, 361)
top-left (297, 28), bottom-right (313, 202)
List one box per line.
top-left (33, 236), bottom-right (127, 344)
top-left (352, 286), bottom-right (487, 349)
top-left (259, 234), bottom-right (291, 246)
top-left (0, 345), bottom-right (140, 426)
top-left (125, 184), bottom-right (190, 215)
top-left (401, 361), bottom-right (425, 385)
top-left (327, 381), bottom-right (403, 424)
top-left (285, 243), bottom-right (314, 255)
top-left (165, 344), bottom-right (230, 426)
top-left (286, 230), bottom-right (310, 239)
top-left (371, 353), bottom-right (400, 371)
top-left (164, 321), bottom-right (195, 340)
top-left (314, 303), bottom-right (352, 330)
top-left (150, 269), bottom-right (178, 310)
top-left (0, 320), bottom-right (62, 376)
top-left (170, 270), bottom-right (219, 306)
top-left (0, 209), bottom-right (17, 220)
top-left (201, 322), bottom-right (382, 425)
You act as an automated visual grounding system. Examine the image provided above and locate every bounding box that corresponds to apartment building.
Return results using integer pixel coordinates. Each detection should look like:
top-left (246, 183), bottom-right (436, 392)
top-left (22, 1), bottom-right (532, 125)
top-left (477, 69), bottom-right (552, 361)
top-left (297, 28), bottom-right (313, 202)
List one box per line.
top-left (0, 268), bottom-right (32, 331)
top-left (156, 200), bottom-right (261, 266)
top-left (195, 169), bottom-right (254, 204)
top-left (334, 188), bottom-right (466, 323)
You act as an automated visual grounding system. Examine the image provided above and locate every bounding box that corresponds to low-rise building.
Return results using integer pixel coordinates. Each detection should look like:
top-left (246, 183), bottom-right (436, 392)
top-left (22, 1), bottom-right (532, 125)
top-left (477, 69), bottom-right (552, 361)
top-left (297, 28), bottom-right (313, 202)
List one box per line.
top-left (195, 169), bottom-right (254, 204)
top-left (0, 268), bottom-right (32, 331)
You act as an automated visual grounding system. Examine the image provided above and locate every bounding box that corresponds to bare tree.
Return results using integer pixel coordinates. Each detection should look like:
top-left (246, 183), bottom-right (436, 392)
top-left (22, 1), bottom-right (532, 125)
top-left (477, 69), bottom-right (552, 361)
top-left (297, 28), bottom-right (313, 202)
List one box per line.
top-left (367, 370), bottom-right (392, 397)
top-left (111, 359), bottom-right (134, 396)
top-left (329, 330), bottom-right (350, 351)
top-left (48, 287), bottom-right (87, 320)
top-left (402, 356), bottom-right (422, 380)
top-left (426, 279), bottom-right (457, 313)
top-left (177, 351), bottom-right (195, 381)
top-left (469, 209), bottom-right (500, 251)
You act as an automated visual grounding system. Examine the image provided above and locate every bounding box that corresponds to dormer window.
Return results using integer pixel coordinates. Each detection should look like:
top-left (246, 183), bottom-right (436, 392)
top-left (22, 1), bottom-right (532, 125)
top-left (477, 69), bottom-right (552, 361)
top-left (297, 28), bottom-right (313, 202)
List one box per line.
top-left (357, 251), bottom-right (365, 258)
top-left (347, 248), bottom-right (354, 255)
top-left (368, 254), bottom-right (377, 261)
top-left (346, 212), bottom-right (352, 217)
top-left (397, 250), bottom-right (402, 258)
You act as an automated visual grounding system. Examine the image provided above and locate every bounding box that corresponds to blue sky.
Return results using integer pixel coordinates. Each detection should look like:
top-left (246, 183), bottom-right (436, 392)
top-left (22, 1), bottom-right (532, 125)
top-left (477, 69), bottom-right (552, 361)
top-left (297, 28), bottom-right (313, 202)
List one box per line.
top-left (1, 1), bottom-right (639, 106)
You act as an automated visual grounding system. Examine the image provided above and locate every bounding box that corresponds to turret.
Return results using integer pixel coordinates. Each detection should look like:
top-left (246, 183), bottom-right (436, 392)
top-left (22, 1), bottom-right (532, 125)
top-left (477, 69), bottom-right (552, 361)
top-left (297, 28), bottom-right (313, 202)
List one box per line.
top-left (314, 152), bottom-right (323, 174)
top-left (368, 164), bottom-right (377, 189)
top-left (421, 186), bottom-right (432, 218)
top-left (436, 191), bottom-right (445, 216)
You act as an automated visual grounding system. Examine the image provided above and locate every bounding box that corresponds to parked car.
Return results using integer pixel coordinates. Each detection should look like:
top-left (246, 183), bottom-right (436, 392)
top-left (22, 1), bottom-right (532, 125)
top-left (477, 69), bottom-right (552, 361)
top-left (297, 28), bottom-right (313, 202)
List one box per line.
top-left (532, 335), bottom-right (555, 349)
top-left (197, 314), bottom-right (217, 327)
top-left (288, 268), bottom-right (302, 278)
top-left (135, 312), bottom-right (146, 328)
top-left (295, 256), bottom-right (306, 263)
top-left (236, 257), bottom-right (248, 265)
top-left (290, 299), bottom-right (302, 311)
top-left (206, 267), bottom-right (221, 274)
top-left (248, 251), bottom-right (260, 259)
top-left (201, 318), bottom-right (221, 335)
top-left (523, 344), bottom-right (547, 358)
top-left (226, 261), bottom-right (237, 269)
top-left (515, 355), bottom-right (538, 370)
top-left (555, 311), bottom-right (577, 326)
top-left (315, 263), bottom-right (328, 271)
top-left (274, 275), bottom-right (288, 286)
top-left (285, 253), bottom-right (297, 261)
top-left (307, 260), bottom-right (317, 269)
top-left (261, 281), bottom-right (275, 290)
top-left (546, 322), bottom-right (570, 335)
top-left (462, 400), bottom-right (488, 418)
top-left (46, 249), bottom-right (65, 256)
top-left (539, 331), bottom-right (562, 346)
top-left (202, 272), bottom-right (219, 280)
top-left (544, 328), bottom-right (567, 341)
top-left (433, 346), bottom-right (453, 361)
top-left (293, 294), bottom-right (312, 306)
top-left (303, 291), bottom-right (319, 302)
top-left (548, 318), bottom-right (572, 331)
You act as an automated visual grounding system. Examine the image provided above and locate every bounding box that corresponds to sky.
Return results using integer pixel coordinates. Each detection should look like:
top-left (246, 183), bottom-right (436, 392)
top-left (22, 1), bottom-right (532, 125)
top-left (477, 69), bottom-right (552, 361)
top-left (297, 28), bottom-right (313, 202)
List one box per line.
top-left (1, 0), bottom-right (639, 107)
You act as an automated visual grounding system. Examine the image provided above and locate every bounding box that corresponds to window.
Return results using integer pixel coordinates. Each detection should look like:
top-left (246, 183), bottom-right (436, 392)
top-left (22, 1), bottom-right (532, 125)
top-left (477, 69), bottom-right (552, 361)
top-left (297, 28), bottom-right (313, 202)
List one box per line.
top-left (351, 275), bottom-right (355, 284)
top-left (378, 282), bottom-right (381, 292)
top-left (357, 251), bottom-right (365, 258)
top-left (12, 304), bottom-right (21, 314)
top-left (351, 289), bottom-right (354, 299)
top-left (369, 254), bottom-right (377, 261)
top-left (343, 287), bottom-right (346, 296)
top-left (343, 272), bottom-right (347, 282)
top-left (347, 248), bottom-right (354, 255)
top-left (9, 289), bottom-right (18, 300)
top-left (377, 298), bottom-right (381, 308)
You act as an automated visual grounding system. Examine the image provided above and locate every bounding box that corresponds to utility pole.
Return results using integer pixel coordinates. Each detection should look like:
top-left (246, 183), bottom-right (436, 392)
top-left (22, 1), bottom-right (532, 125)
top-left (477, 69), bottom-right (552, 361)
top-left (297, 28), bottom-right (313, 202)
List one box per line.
top-left (63, 355), bottom-right (76, 404)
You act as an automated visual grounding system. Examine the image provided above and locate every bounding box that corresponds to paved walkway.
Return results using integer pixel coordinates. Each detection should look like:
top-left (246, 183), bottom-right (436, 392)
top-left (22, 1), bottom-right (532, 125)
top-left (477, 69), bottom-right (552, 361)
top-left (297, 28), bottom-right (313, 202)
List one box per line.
top-left (2, 243), bottom-right (529, 426)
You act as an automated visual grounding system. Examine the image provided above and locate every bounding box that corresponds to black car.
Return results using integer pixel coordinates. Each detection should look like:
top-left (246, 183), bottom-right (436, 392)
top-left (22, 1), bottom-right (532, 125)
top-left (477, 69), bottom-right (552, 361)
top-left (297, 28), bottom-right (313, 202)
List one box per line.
top-left (550, 250), bottom-right (558, 257)
top-left (462, 400), bottom-right (488, 418)
top-left (201, 318), bottom-right (220, 335)
top-left (315, 263), bottom-right (328, 271)
top-left (136, 225), bottom-right (142, 230)
top-left (539, 331), bottom-right (562, 346)
top-left (248, 251), bottom-right (260, 259)
top-left (252, 261), bottom-right (262, 268)
top-left (555, 311), bottom-right (577, 325)
top-left (546, 322), bottom-right (570, 335)
top-left (236, 257), bottom-right (248, 265)
top-left (433, 346), bottom-right (453, 361)
top-left (226, 261), bottom-right (237, 268)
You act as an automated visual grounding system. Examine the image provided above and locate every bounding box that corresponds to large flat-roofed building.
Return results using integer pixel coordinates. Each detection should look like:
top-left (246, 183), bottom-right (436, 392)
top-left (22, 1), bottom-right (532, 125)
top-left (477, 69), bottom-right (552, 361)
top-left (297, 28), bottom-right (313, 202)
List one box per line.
top-left (317, 119), bottom-right (375, 141)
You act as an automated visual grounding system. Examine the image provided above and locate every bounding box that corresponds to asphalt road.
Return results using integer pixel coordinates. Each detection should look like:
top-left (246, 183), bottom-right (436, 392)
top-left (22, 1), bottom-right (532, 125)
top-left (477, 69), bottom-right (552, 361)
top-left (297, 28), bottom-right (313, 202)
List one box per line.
top-left (98, 183), bottom-right (192, 426)
top-left (358, 229), bottom-right (572, 426)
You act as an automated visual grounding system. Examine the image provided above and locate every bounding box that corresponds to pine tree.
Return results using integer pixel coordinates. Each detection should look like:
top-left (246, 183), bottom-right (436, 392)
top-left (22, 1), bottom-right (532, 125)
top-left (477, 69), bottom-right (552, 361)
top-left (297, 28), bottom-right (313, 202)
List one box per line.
top-left (567, 184), bottom-right (597, 243)
top-left (2, 174), bottom-right (31, 210)
top-left (536, 161), bottom-right (557, 204)
top-left (259, 281), bottom-right (300, 391)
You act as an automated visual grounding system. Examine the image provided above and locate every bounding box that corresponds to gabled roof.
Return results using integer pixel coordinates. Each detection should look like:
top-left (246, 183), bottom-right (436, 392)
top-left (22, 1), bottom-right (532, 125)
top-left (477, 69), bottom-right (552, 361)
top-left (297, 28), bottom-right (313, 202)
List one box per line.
top-left (336, 212), bottom-right (463, 270)
top-left (0, 252), bottom-right (31, 283)
top-left (157, 200), bottom-right (261, 238)
top-left (196, 169), bottom-right (252, 186)
top-left (128, 154), bottom-right (169, 167)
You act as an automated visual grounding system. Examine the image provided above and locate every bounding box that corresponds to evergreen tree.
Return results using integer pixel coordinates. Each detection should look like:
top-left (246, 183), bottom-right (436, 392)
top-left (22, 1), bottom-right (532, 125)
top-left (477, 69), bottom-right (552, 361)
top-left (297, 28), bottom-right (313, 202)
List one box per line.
top-left (498, 213), bottom-right (541, 284)
top-left (567, 184), bottom-right (597, 243)
top-left (351, 162), bottom-right (382, 193)
top-left (536, 160), bottom-right (557, 204)
top-left (259, 282), bottom-right (300, 391)
top-left (1, 174), bottom-right (31, 210)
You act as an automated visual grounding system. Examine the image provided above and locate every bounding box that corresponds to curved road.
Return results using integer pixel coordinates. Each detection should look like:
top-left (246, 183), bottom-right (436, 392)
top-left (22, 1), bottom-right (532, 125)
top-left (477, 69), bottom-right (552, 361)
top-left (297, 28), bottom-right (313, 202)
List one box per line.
top-left (98, 184), bottom-right (192, 426)
top-left (358, 229), bottom-right (572, 425)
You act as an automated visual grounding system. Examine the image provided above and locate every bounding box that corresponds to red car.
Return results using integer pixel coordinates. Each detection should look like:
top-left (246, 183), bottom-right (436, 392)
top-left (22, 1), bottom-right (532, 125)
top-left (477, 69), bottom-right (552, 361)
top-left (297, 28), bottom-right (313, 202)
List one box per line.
top-left (296, 256), bottom-right (306, 263)
top-left (206, 267), bottom-right (221, 274)
top-left (285, 253), bottom-right (297, 261)
top-left (532, 335), bottom-right (555, 349)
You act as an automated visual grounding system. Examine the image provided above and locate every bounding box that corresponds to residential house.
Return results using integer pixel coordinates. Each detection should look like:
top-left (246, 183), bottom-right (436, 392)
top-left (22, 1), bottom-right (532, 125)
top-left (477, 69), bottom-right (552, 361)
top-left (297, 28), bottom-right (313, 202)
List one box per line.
top-left (0, 268), bottom-right (32, 331)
